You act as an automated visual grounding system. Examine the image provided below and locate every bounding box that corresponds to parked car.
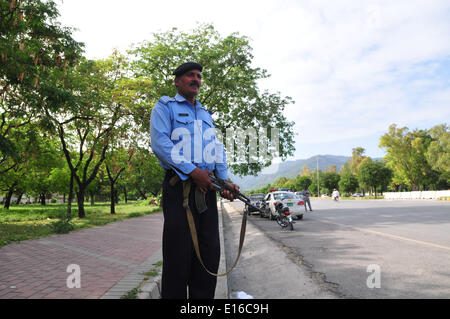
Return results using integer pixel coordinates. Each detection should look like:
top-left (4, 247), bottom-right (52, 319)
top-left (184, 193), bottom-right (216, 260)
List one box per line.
top-left (352, 193), bottom-right (364, 197)
top-left (294, 192), bottom-right (305, 199)
top-left (320, 194), bottom-right (329, 197)
top-left (244, 193), bottom-right (266, 215)
top-left (263, 191), bottom-right (304, 220)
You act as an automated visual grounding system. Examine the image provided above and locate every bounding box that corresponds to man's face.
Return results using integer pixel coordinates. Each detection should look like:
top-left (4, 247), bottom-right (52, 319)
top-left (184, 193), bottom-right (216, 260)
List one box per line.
top-left (174, 69), bottom-right (202, 99)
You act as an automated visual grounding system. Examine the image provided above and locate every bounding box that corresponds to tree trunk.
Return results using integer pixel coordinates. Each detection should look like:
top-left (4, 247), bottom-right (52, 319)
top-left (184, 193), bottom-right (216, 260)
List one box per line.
top-left (115, 189), bottom-right (119, 204)
top-left (4, 189), bottom-right (14, 209)
top-left (15, 193), bottom-right (23, 205)
top-left (90, 191), bottom-right (95, 206)
top-left (123, 187), bottom-right (128, 204)
top-left (40, 193), bottom-right (46, 205)
top-left (110, 182), bottom-right (116, 215)
top-left (77, 188), bottom-right (86, 219)
top-left (67, 172), bottom-right (74, 217)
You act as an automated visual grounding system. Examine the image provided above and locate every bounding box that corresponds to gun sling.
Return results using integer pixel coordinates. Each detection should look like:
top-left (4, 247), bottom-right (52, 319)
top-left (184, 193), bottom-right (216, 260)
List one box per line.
top-left (168, 170), bottom-right (248, 276)
top-left (182, 179), bottom-right (247, 277)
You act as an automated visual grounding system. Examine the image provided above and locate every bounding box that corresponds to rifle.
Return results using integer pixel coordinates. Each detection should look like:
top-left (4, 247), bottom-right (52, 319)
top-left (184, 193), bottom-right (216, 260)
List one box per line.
top-left (208, 174), bottom-right (265, 215)
top-left (155, 157), bottom-right (262, 276)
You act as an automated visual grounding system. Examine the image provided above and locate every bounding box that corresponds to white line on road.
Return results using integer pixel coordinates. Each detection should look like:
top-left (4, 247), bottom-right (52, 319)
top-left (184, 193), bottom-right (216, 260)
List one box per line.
top-left (317, 220), bottom-right (450, 252)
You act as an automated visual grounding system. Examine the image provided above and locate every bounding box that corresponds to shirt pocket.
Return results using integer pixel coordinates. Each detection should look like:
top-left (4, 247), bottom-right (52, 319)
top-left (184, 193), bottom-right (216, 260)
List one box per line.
top-left (174, 115), bottom-right (194, 127)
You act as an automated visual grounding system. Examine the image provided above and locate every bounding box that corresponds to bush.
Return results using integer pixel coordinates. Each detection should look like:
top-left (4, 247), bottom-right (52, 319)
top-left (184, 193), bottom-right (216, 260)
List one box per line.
top-left (126, 212), bottom-right (142, 219)
top-left (50, 214), bottom-right (74, 234)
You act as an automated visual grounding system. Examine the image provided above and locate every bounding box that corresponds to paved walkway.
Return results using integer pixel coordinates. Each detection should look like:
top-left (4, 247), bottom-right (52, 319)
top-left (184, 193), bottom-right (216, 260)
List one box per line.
top-left (0, 213), bottom-right (164, 299)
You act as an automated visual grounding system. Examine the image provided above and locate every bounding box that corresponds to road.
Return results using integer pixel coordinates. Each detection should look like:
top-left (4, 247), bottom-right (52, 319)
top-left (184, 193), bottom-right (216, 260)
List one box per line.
top-left (223, 198), bottom-right (450, 298)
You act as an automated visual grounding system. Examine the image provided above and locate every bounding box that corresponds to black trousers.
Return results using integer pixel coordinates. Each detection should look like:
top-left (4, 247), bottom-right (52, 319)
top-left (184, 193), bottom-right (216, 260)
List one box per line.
top-left (304, 197), bottom-right (312, 211)
top-left (161, 170), bottom-right (220, 299)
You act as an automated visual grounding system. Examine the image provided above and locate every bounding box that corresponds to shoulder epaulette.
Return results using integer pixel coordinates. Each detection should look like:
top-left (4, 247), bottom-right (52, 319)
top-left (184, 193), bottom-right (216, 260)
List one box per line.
top-left (158, 96), bottom-right (175, 105)
top-left (200, 105), bottom-right (214, 116)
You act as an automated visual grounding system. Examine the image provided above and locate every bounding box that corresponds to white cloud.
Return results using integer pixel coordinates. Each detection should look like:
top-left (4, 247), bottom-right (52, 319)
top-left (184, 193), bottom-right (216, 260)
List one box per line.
top-left (56, 0), bottom-right (450, 159)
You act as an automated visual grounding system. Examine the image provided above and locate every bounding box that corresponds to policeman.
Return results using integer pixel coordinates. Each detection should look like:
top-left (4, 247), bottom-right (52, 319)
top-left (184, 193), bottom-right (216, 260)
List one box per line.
top-left (302, 187), bottom-right (313, 212)
top-left (150, 62), bottom-right (238, 299)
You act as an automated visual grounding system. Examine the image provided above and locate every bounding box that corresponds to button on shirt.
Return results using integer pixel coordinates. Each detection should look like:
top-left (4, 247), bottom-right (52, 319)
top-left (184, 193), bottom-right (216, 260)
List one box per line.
top-left (150, 94), bottom-right (227, 181)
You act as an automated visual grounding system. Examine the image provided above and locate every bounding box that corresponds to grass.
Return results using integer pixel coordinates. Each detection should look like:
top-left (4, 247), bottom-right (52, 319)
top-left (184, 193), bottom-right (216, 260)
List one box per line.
top-left (0, 201), bottom-right (161, 248)
top-left (121, 260), bottom-right (163, 299)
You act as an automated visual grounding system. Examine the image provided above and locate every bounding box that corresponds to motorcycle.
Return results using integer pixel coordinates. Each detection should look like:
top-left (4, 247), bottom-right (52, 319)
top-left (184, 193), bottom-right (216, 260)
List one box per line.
top-left (275, 201), bottom-right (295, 231)
top-left (333, 195), bottom-right (339, 201)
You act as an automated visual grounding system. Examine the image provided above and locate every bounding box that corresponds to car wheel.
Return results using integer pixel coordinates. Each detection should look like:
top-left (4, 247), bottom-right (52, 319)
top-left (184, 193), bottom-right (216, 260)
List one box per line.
top-left (269, 210), bottom-right (275, 220)
top-left (298, 214), bottom-right (303, 220)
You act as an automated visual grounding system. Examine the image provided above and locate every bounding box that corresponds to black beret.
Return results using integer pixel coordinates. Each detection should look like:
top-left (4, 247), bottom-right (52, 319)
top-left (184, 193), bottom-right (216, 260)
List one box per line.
top-left (172, 62), bottom-right (203, 76)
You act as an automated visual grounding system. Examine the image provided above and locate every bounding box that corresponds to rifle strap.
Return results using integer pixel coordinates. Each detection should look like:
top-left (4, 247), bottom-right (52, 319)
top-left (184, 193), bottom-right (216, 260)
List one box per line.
top-left (182, 179), bottom-right (247, 277)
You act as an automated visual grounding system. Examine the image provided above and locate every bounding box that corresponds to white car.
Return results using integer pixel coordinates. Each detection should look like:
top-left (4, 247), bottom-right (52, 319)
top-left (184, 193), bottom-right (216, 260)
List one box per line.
top-left (264, 191), bottom-right (304, 220)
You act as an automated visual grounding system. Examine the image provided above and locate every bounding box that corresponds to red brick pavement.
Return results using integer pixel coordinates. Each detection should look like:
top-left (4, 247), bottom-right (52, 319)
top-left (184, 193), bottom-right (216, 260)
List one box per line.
top-left (0, 213), bottom-right (163, 299)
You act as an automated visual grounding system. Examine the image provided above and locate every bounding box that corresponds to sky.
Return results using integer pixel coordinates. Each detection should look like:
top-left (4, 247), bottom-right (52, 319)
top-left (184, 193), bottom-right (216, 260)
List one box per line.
top-left (56, 0), bottom-right (450, 161)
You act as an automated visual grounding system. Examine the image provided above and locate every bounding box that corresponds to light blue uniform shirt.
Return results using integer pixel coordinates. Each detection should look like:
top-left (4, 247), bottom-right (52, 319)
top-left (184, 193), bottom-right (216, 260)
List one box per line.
top-left (150, 94), bottom-right (227, 181)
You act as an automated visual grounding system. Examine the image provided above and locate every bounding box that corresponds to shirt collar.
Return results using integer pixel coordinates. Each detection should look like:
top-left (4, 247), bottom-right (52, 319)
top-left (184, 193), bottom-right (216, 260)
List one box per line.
top-left (175, 93), bottom-right (204, 109)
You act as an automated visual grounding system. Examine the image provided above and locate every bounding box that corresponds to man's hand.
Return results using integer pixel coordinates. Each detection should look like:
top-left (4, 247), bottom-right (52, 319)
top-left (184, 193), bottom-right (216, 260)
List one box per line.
top-left (220, 182), bottom-right (239, 201)
top-left (190, 168), bottom-right (214, 194)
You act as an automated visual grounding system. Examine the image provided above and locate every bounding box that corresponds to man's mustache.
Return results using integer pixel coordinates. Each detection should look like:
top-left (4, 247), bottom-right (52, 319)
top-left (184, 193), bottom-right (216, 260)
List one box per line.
top-left (189, 81), bottom-right (200, 88)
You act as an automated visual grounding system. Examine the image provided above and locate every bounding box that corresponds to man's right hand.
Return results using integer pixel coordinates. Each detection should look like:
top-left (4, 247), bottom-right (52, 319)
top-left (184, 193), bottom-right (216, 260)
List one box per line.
top-left (190, 168), bottom-right (214, 194)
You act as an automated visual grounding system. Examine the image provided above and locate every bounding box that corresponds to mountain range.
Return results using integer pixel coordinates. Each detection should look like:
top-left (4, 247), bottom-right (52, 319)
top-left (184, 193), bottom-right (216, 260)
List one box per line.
top-left (228, 154), bottom-right (351, 191)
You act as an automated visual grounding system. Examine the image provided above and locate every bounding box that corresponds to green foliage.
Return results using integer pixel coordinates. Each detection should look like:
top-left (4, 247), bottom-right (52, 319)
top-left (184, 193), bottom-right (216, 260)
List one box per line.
top-left (379, 124), bottom-right (441, 190)
top-left (296, 176), bottom-right (312, 191)
top-left (322, 172), bottom-right (341, 194)
top-left (358, 159), bottom-right (392, 197)
top-left (339, 172), bottom-right (359, 195)
top-left (426, 124), bottom-right (449, 172)
top-left (129, 24), bottom-right (295, 176)
top-left (120, 287), bottom-right (140, 299)
top-left (50, 214), bottom-right (74, 234)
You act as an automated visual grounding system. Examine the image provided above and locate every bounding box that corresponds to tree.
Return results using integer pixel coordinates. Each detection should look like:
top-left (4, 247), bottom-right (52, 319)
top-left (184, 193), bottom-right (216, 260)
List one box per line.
top-left (0, 0), bottom-right (83, 171)
top-left (105, 147), bottom-right (134, 214)
top-left (129, 24), bottom-right (296, 176)
top-left (349, 147), bottom-right (368, 175)
top-left (322, 172), bottom-right (341, 194)
top-left (273, 177), bottom-right (288, 189)
top-left (295, 176), bottom-right (312, 191)
top-left (379, 124), bottom-right (434, 190)
top-left (339, 172), bottom-right (359, 196)
top-left (300, 165), bottom-right (311, 176)
top-left (358, 159), bottom-right (392, 198)
top-left (124, 147), bottom-right (164, 199)
top-left (23, 130), bottom-right (62, 205)
top-left (41, 59), bottom-right (124, 218)
top-left (426, 124), bottom-right (449, 173)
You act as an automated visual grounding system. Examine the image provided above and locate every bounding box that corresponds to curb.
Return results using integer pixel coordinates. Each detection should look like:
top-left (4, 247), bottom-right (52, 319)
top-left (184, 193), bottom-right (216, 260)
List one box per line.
top-left (101, 247), bottom-right (163, 299)
top-left (438, 197), bottom-right (450, 201)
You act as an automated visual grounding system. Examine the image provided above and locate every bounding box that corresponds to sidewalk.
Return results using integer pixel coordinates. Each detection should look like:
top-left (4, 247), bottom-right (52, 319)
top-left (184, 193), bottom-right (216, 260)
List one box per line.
top-left (0, 206), bottom-right (228, 299)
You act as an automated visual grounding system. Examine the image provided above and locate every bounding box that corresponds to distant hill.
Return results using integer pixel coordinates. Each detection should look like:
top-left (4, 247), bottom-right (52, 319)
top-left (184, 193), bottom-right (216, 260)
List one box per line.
top-left (228, 155), bottom-right (350, 191)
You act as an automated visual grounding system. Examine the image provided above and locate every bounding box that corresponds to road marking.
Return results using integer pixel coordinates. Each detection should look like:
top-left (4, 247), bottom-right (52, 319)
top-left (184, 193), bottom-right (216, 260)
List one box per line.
top-left (319, 220), bottom-right (450, 252)
top-left (224, 201), bottom-right (450, 252)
